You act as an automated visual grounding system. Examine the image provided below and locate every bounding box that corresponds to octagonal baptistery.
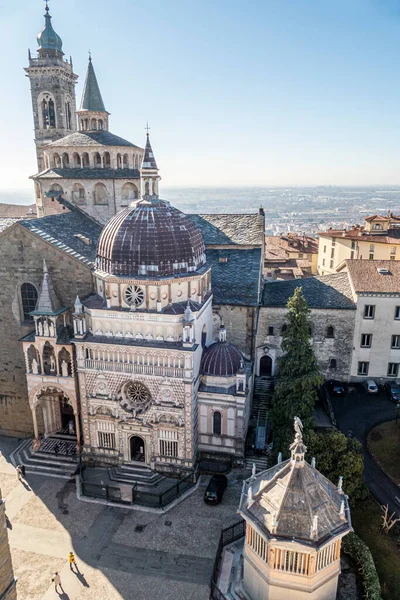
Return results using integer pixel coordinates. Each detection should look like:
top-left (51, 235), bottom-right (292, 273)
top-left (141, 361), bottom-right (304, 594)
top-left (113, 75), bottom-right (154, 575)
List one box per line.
top-left (96, 198), bottom-right (206, 278)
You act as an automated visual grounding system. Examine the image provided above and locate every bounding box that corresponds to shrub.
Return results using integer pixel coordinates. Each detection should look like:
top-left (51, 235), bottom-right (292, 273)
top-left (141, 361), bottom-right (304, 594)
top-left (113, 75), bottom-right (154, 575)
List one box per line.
top-left (342, 532), bottom-right (382, 600)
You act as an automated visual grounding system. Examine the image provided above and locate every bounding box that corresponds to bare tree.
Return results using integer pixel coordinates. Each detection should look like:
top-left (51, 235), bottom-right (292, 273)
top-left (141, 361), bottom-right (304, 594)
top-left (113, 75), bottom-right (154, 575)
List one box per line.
top-left (381, 504), bottom-right (400, 534)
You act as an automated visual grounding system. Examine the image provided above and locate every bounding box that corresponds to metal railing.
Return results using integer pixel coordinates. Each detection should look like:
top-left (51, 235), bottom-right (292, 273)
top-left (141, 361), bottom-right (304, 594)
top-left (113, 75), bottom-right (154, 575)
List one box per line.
top-left (84, 359), bottom-right (185, 378)
top-left (80, 470), bottom-right (196, 509)
top-left (210, 519), bottom-right (245, 599)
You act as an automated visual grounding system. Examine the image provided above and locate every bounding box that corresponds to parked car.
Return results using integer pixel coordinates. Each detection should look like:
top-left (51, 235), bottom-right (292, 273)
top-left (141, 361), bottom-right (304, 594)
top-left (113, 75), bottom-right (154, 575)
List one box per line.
top-left (385, 381), bottom-right (400, 403)
top-left (363, 379), bottom-right (379, 394)
top-left (204, 474), bottom-right (228, 505)
top-left (328, 380), bottom-right (345, 396)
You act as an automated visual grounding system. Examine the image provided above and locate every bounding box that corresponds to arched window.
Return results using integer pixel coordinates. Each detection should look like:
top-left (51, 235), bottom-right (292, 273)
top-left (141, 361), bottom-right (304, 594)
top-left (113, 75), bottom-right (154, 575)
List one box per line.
top-left (50, 183), bottom-right (63, 195)
top-left (213, 411), bottom-right (222, 435)
top-left (201, 325), bottom-right (207, 349)
top-left (103, 152), bottom-right (111, 168)
top-left (281, 324), bottom-right (287, 335)
top-left (82, 152), bottom-right (90, 167)
top-left (91, 118), bottom-right (97, 130)
top-left (53, 153), bottom-right (61, 168)
top-left (72, 183), bottom-right (85, 204)
top-left (42, 341), bottom-right (56, 375)
top-left (72, 153), bottom-right (81, 168)
top-left (42, 97), bottom-right (56, 128)
top-left (93, 182), bottom-right (108, 205)
top-left (117, 154), bottom-right (122, 169)
top-left (121, 183), bottom-right (138, 201)
top-left (123, 154), bottom-right (129, 168)
top-left (62, 153), bottom-right (69, 167)
top-left (65, 99), bottom-right (72, 129)
top-left (94, 152), bottom-right (102, 167)
top-left (372, 223), bottom-right (383, 230)
top-left (329, 358), bottom-right (337, 369)
top-left (98, 119), bottom-right (104, 130)
top-left (21, 283), bottom-right (38, 321)
top-left (326, 325), bottom-right (335, 338)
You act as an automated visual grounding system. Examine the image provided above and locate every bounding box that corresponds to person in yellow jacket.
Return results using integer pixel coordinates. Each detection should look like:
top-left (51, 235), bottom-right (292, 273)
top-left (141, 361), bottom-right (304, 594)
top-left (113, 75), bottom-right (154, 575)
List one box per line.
top-left (68, 551), bottom-right (77, 571)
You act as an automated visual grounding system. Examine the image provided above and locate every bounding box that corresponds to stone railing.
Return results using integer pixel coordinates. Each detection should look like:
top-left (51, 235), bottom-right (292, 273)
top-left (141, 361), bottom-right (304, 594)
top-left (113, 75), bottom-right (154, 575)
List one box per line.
top-left (84, 359), bottom-right (185, 379)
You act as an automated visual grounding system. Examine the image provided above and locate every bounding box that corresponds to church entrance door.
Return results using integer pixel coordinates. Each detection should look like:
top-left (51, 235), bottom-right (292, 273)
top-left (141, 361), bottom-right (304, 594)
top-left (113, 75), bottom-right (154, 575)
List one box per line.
top-left (130, 436), bottom-right (145, 463)
top-left (260, 355), bottom-right (273, 377)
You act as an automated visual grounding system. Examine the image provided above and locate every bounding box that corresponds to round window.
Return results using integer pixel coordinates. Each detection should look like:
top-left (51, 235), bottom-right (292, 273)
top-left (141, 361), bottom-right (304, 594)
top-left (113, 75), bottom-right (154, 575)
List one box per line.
top-left (124, 285), bottom-right (144, 307)
top-left (118, 381), bottom-right (151, 414)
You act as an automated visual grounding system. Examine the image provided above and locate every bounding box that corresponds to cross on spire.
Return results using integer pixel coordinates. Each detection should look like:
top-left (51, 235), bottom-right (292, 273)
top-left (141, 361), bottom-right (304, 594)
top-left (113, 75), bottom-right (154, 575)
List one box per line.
top-left (145, 121), bottom-right (151, 135)
top-left (44, 0), bottom-right (50, 12)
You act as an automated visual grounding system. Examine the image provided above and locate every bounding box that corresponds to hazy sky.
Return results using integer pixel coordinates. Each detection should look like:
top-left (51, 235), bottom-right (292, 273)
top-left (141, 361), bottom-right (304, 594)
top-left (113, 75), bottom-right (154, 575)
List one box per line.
top-left (2, 0), bottom-right (400, 194)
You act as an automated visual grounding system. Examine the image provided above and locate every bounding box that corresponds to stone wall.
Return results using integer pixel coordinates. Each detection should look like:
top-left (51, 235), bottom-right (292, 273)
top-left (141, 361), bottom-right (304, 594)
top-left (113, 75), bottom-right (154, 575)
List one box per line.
top-left (213, 305), bottom-right (256, 360)
top-left (0, 224), bottom-right (94, 437)
top-left (0, 496), bottom-right (17, 600)
top-left (256, 306), bottom-right (355, 381)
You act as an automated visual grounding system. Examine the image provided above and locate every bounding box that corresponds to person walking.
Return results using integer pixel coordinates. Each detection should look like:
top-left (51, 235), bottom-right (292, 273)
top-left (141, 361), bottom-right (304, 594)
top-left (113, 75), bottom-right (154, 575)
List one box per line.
top-left (52, 572), bottom-right (63, 593)
top-left (16, 465), bottom-right (22, 481)
top-left (21, 464), bottom-right (26, 478)
top-left (68, 551), bottom-right (77, 571)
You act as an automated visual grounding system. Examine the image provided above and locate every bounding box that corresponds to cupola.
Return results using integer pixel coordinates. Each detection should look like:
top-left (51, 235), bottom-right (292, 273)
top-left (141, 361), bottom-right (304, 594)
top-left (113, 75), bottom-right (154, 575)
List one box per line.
top-left (37, 4), bottom-right (63, 57)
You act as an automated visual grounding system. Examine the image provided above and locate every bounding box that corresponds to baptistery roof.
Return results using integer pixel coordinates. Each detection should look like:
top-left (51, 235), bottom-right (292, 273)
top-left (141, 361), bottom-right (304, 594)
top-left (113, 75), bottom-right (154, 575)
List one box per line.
top-left (96, 198), bottom-right (206, 278)
top-left (201, 341), bottom-right (243, 377)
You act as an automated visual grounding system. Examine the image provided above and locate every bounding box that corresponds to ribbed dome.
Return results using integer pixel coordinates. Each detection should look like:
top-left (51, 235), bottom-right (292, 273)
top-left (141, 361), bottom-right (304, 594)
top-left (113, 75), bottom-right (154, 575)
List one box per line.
top-left (96, 198), bottom-right (206, 278)
top-left (37, 7), bottom-right (63, 54)
top-left (201, 342), bottom-right (243, 377)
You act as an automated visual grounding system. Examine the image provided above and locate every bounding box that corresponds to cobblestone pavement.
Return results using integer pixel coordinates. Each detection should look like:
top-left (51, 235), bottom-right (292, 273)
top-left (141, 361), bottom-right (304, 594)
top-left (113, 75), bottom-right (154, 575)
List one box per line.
top-left (0, 437), bottom-right (246, 600)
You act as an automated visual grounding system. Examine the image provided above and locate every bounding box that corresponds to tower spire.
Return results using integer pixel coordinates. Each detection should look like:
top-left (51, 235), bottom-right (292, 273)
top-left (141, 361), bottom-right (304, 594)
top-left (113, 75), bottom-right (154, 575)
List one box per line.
top-left (77, 57), bottom-right (110, 131)
top-left (37, 1), bottom-right (63, 56)
top-left (35, 259), bottom-right (62, 315)
top-left (140, 128), bottom-right (160, 199)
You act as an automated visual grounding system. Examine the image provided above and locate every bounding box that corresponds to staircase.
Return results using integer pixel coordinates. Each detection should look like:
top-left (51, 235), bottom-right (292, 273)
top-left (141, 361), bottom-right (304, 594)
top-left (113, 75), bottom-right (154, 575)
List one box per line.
top-left (252, 376), bottom-right (273, 423)
top-left (108, 463), bottom-right (176, 493)
top-left (244, 455), bottom-right (269, 471)
top-left (11, 439), bottom-right (79, 480)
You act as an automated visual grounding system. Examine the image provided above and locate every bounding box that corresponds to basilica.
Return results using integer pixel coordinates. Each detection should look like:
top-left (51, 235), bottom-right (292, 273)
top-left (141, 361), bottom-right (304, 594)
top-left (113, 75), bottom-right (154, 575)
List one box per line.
top-left (0, 4), bottom-right (266, 475)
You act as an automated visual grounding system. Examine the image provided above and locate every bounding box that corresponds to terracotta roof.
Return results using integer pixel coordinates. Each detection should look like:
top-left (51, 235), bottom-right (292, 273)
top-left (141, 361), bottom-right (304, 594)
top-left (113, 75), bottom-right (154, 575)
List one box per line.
top-left (319, 227), bottom-right (400, 244)
top-left (263, 272), bottom-right (355, 309)
top-left (0, 203), bottom-right (36, 218)
top-left (345, 260), bottom-right (400, 294)
top-left (364, 214), bottom-right (391, 222)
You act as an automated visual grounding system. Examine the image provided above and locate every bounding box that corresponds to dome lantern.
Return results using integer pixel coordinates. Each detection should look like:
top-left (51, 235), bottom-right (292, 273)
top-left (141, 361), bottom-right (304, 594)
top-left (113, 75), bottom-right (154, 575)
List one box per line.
top-left (37, 3), bottom-right (63, 56)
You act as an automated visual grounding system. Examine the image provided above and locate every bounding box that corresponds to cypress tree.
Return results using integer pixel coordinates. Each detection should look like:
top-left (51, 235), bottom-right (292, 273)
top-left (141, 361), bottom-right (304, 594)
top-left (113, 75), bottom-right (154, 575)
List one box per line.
top-left (269, 286), bottom-right (323, 455)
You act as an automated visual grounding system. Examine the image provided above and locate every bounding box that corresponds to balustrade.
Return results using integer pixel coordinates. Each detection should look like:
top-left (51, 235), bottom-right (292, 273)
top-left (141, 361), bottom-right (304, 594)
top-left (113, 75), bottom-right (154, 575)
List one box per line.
top-left (84, 359), bottom-right (185, 378)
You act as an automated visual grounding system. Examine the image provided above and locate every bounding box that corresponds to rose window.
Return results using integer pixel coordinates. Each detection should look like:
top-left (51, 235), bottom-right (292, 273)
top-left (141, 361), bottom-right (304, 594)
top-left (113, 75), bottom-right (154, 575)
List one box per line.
top-left (124, 285), bottom-right (144, 307)
top-left (118, 381), bottom-right (151, 414)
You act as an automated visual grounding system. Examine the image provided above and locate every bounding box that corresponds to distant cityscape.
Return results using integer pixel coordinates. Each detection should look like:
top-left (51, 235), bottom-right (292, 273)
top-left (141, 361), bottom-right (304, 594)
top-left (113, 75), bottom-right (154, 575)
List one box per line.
top-left (4, 186), bottom-right (400, 237)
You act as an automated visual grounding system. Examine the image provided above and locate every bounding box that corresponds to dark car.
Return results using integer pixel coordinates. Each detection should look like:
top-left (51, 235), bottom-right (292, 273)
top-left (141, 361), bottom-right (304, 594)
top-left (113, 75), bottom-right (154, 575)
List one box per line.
top-left (204, 474), bottom-right (228, 505)
top-left (328, 380), bottom-right (345, 396)
top-left (385, 381), bottom-right (400, 403)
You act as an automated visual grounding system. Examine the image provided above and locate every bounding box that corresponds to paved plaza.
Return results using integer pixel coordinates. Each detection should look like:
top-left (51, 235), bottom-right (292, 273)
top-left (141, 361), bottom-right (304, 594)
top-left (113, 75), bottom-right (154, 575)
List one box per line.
top-left (0, 437), bottom-right (244, 600)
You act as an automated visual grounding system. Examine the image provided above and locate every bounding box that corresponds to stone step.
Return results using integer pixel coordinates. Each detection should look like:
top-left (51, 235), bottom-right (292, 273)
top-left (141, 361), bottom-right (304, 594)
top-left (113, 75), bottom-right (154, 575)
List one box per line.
top-left (11, 439), bottom-right (78, 480)
top-left (245, 456), bottom-right (269, 472)
top-left (108, 465), bottom-right (165, 487)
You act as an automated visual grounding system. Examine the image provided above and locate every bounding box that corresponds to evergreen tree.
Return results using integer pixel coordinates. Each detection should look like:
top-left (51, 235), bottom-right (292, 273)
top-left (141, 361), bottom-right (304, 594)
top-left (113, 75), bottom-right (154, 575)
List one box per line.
top-left (305, 430), bottom-right (367, 503)
top-left (269, 287), bottom-right (323, 455)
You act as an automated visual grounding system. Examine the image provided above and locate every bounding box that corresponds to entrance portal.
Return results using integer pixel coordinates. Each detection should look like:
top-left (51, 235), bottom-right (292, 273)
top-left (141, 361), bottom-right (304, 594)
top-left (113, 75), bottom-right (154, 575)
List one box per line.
top-left (60, 396), bottom-right (74, 432)
top-left (260, 355), bottom-right (273, 377)
top-left (130, 436), bottom-right (145, 462)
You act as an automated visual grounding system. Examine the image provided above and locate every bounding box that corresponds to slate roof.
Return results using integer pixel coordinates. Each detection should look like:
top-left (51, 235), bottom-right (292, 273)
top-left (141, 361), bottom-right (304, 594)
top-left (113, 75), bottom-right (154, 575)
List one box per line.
top-left (208, 248), bottom-right (261, 306)
top-left (48, 131), bottom-right (141, 148)
top-left (262, 272), bottom-right (355, 309)
top-left (34, 167), bottom-right (140, 180)
top-left (19, 210), bottom-right (102, 267)
top-left (80, 58), bottom-right (106, 112)
top-left (345, 259), bottom-right (400, 294)
top-left (238, 457), bottom-right (351, 546)
top-left (188, 214), bottom-right (264, 246)
top-left (142, 134), bottom-right (158, 169)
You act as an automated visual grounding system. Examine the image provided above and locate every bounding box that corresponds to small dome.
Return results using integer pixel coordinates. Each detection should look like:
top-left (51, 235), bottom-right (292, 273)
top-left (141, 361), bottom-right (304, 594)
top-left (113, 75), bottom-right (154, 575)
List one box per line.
top-left (201, 342), bottom-right (243, 377)
top-left (37, 6), bottom-right (63, 54)
top-left (96, 198), bottom-right (206, 278)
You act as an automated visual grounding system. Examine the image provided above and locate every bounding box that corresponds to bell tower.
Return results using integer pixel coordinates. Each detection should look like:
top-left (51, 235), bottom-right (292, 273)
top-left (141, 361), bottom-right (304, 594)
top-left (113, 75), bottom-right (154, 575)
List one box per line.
top-left (25, 3), bottom-right (78, 172)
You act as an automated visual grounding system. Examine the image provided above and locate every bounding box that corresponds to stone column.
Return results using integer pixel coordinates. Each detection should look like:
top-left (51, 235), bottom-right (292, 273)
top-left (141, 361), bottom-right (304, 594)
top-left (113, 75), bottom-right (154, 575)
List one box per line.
top-left (0, 493), bottom-right (17, 600)
top-left (74, 411), bottom-right (81, 450)
top-left (31, 405), bottom-right (39, 441)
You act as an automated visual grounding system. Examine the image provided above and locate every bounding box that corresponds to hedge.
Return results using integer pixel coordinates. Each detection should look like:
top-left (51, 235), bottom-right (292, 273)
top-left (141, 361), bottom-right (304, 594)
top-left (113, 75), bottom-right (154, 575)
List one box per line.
top-left (342, 532), bottom-right (382, 600)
